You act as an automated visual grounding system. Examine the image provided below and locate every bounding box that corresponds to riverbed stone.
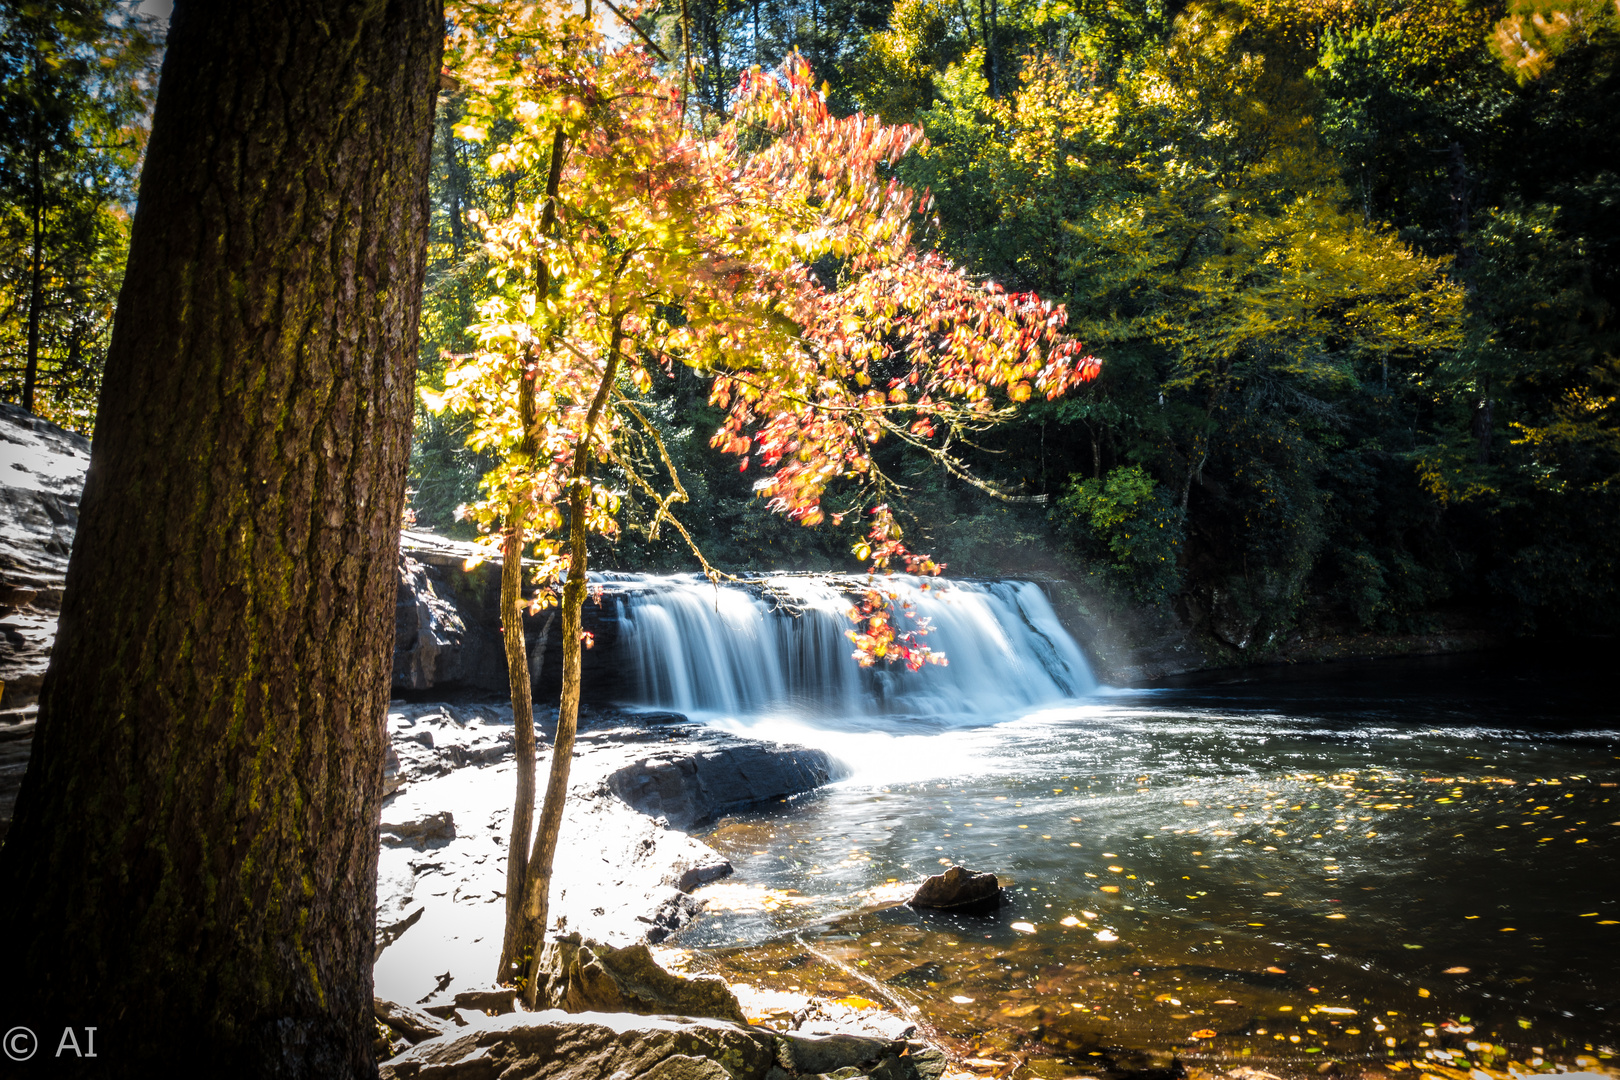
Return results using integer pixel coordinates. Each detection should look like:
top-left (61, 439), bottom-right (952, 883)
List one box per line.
top-left (907, 865), bottom-right (1000, 910)
top-left (532, 934), bottom-right (750, 1025)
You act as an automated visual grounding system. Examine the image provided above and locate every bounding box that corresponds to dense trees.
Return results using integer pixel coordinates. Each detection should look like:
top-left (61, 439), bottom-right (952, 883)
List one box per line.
top-left (401, 0), bottom-right (1618, 644)
top-left (0, 2), bottom-right (442, 1074)
top-left (0, 0), bottom-right (160, 428)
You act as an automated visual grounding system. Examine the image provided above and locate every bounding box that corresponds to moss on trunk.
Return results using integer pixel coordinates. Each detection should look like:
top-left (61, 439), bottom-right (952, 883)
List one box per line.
top-left (0, 2), bottom-right (442, 1074)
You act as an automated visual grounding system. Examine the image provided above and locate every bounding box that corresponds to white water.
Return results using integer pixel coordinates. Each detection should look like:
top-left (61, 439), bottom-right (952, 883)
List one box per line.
top-left (605, 574), bottom-right (1097, 734)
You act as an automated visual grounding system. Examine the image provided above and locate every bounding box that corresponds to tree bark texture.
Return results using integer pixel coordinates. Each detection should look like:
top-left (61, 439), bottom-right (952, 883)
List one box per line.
top-left (0, 2), bottom-right (441, 1076)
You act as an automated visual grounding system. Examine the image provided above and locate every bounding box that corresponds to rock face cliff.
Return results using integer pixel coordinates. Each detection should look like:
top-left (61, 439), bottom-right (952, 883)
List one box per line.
top-left (0, 404), bottom-right (89, 712)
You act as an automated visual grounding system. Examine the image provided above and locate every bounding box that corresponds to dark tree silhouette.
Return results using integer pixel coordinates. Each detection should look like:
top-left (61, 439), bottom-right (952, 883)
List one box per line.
top-left (0, 1), bottom-right (442, 1074)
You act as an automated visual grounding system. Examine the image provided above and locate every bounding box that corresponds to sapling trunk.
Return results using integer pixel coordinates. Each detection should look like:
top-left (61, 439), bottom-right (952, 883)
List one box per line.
top-left (519, 320), bottom-right (624, 1005)
top-left (496, 513), bottom-right (538, 983)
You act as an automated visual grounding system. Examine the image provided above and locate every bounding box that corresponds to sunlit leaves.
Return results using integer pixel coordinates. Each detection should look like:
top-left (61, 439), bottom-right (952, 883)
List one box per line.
top-left (429, 1), bottom-right (1097, 665)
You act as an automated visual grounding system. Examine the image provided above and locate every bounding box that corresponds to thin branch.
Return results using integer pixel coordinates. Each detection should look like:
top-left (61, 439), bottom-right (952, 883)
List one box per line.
top-left (598, 0), bottom-right (670, 61)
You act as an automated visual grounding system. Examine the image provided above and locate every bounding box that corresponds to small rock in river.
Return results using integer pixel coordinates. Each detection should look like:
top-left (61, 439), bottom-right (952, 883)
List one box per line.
top-left (907, 865), bottom-right (1000, 910)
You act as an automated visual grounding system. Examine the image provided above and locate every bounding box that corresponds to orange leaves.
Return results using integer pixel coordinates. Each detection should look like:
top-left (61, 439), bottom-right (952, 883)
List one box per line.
top-left (434, 17), bottom-right (1097, 666)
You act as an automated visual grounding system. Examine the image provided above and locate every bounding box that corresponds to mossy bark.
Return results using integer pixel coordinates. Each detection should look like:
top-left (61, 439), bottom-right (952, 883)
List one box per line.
top-left (0, 2), bottom-right (442, 1076)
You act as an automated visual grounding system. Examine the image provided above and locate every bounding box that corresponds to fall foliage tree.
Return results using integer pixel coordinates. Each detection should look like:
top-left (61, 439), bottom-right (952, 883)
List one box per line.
top-left (433, 0), bottom-right (1097, 994)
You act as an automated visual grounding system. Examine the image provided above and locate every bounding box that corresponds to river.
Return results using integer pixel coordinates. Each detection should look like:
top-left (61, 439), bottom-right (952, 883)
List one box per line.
top-left (604, 579), bottom-right (1617, 1077)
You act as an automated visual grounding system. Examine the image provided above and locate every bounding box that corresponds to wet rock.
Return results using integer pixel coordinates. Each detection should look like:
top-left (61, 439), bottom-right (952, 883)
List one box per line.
top-left (775, 1032), bottom-right (892, 1074)
top-left (531, 934), bottom-right (749, 1026)
top-left (606, 743), bottom-right (840, 830)
top-left (907, 865), bottom-right (1001, 911)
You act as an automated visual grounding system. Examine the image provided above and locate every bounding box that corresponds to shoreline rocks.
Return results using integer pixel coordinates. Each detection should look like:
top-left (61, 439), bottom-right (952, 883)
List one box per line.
top-left (377, 1008), bottom-right (946, 1080)
top-left (372, 700), bottom-right (846, 1009)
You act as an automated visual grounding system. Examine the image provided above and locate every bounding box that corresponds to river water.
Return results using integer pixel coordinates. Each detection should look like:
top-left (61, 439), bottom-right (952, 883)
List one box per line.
top-left (604, 576), bottom-right (1617, 1077)
top-left (681, 658), bottom-right (1615, 1076)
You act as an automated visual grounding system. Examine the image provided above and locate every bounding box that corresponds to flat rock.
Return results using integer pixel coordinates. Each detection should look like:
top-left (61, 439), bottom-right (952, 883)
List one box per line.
top-left (378, 1010), bottom-right (931, 1080)
top-left (907, 865), bottom-right (1000, 911)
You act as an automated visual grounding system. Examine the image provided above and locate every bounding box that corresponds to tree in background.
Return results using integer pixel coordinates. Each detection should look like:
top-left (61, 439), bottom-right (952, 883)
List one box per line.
top-left (0, 0), bottom-right (161, 429)
top-left (0, 2), bottom-right (442, 1073)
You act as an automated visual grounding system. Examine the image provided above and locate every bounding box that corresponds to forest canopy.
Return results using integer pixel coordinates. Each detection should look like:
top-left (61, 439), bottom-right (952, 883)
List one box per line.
top-left (8, 0), bottom-right (1619, 646)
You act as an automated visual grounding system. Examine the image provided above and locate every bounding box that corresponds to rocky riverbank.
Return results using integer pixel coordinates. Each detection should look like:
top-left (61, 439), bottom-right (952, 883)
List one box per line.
top-left (374, 698), bottom-right (841, 1004)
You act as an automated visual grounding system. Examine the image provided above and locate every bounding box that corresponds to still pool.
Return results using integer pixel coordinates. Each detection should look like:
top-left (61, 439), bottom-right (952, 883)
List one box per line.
top-left (670, 654), bottom-right (1618, 1078)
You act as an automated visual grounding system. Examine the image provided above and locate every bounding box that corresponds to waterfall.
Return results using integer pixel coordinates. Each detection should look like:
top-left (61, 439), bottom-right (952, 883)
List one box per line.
top-left (605, 574), bottom-right (1096, 723)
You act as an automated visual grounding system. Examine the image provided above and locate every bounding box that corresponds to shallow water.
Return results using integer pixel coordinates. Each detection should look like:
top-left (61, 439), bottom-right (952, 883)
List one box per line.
top-left (670, 654), bottom-right (1619, 1077)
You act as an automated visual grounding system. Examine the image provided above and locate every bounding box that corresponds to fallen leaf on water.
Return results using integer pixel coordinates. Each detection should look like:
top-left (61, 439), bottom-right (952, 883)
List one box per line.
top-left (1318, 1007), bottom-right (1357, 1015)
top-left (1215, 999), bottom-right (1238, 1005)
top-left (1099, 885), bottom-right (1120, 893)
top-left (963, 1058), bottom-right (1005, 1069)
top-left (838, 996), bottom-right (879, 1010)
top-left (1061, 915), bottom-right (1082, 927)
top-left (1266, 966), bottom-right (1288, 974)
top-left (1192, 1029), bottom-right (1218, 1039)
top-left (1444, 967), bottom-right (1471, 974)
top-left (950, 995), bottom-right (976, 1004)
top-left (1095, 929), bottom-right (1119, 942)
top-left (1011, 921), bottom-right (1036, 933)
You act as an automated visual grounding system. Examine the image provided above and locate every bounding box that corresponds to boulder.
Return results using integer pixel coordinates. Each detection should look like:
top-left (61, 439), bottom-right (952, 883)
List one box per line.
top-left (378, 1010), bottom-right (934, 1080)
top-left (531, 934), bottom-right (748, 1026)
top-left (907, 865), bottom-right (1000, 911)
top-left (606, 743), bottom-right (840, 830)
top-left (381, 811), bottom-right (457, 847)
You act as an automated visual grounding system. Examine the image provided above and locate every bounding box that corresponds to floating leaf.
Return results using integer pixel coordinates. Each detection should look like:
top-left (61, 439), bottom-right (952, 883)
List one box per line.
top-left (1191, 1029), bottom-right (1218, 1039)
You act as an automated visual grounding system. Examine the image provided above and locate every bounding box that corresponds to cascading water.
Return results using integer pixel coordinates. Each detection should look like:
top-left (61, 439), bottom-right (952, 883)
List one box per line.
top-left (603, 573), bottom-right (1096, 724)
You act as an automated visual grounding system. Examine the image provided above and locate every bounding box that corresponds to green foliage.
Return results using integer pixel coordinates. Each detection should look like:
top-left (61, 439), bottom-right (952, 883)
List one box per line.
top-left (1055, 464), bottom-right (1182, 602)
top-left (0, 0), bottom-right (161, 429)
top-left (400, 0), bottom-right (1620, 645)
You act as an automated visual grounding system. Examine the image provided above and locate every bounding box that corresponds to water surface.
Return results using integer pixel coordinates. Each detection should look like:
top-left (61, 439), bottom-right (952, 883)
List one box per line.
top-left (670, 655), bottom-right (1618, 1077)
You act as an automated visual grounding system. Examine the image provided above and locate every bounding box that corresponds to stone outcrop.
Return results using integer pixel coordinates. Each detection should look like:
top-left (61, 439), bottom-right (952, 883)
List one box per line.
top-left (378, 1010), bottom-right (945, 1080)
top-left (907, 865), bottom-right (1001, 911)
top-left (532, 935), bottom-right (749, 1026)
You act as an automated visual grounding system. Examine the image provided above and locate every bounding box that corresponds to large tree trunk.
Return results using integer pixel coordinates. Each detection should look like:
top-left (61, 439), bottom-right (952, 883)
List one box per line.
top-left (0, 2), bottom-right (442, 1075)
